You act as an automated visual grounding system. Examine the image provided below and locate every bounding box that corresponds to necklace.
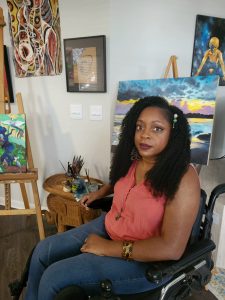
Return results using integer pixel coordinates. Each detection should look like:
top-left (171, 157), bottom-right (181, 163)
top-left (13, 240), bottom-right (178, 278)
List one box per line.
top-left (115, 185), bottom-right (134, 221)
top-left (115, 211), bottom-right (122, 221)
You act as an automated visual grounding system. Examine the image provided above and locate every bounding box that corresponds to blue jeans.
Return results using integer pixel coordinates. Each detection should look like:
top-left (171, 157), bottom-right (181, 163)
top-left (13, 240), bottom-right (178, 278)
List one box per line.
top-left (25, 213), bottom-right (168, 300)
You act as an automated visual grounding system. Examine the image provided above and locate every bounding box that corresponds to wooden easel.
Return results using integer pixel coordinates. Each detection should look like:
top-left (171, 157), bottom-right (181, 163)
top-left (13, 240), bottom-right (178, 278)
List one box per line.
top-left (0, 8), bottom-right (45, 240)
top-left (164, 55), bottom-right (178, 79)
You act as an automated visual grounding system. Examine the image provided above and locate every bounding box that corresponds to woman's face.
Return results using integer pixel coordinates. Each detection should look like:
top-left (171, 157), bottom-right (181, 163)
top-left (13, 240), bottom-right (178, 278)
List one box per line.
top-left (134, 107), bottom-right (171, 161)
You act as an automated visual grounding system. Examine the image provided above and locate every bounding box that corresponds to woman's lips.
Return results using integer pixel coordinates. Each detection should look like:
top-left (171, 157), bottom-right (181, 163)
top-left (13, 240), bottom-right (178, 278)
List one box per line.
top-left (139, 143), bottom-right (152, 150)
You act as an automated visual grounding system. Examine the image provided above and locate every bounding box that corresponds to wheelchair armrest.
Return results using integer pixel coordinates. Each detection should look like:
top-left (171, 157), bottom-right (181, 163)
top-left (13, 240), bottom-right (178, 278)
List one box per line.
top-left (146, 239), bottom-right (215, 284)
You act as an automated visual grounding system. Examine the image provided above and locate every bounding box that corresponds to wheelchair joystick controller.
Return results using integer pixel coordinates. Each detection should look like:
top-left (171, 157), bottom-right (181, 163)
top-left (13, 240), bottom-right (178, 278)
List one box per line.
top-left (91, 279), bottom-right (120, 300)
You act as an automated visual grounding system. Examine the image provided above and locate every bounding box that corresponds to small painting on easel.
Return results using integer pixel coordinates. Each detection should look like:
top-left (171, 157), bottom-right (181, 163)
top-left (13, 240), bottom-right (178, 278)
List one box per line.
top-left (0, 114), bottom-right (26, 173)
top-left (191, 15), bottom-right (225, 86)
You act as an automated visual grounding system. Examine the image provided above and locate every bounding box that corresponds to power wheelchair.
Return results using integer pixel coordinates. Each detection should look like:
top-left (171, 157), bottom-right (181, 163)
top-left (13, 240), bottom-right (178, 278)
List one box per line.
top-left (54, 183), bottom-right (225, 300)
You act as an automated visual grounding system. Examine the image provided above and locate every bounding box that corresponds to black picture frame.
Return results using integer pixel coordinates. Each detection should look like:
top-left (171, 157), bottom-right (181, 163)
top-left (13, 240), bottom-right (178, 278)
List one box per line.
top-left (4, 46), bottom-right (14, 103)
top-left (64, 35), bottom-right (106, 92)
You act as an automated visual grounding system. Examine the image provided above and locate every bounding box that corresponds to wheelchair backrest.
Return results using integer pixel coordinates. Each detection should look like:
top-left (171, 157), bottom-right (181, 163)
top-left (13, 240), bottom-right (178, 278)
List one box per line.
top-left (189, 184), bottom-right (225, 243)
top-left (188, 189), bottom-right (207, 245)
top-left (202, 183), bottom-right (225, 240)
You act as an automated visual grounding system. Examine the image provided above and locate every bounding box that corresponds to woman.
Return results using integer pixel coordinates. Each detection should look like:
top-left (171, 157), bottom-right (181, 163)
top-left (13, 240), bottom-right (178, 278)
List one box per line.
top-left (25, 96), bottom-right (200, 299)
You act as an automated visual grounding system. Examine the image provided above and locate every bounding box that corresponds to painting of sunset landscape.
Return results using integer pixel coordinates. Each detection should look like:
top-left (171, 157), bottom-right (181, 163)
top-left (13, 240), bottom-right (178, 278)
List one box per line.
top-left (112, 75), bottom-right (219, 165)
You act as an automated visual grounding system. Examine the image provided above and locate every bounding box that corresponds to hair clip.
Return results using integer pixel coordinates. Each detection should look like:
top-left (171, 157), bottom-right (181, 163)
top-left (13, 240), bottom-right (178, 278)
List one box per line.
top-left (173, 114), bottom-right (178, 128)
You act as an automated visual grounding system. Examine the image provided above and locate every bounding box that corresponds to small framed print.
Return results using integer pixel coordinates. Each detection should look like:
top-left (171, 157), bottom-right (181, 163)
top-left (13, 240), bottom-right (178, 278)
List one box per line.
top-left (64, 35), bottom-right (106, 92)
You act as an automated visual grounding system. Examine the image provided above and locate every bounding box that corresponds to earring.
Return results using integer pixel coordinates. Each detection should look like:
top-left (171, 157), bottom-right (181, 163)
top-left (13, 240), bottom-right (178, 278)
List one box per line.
top-left (130, 147), bottom-right (141, 161)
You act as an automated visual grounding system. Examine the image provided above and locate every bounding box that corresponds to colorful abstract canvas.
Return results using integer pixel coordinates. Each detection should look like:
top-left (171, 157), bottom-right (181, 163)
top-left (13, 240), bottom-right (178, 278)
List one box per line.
top-left (7, 0), bottom-right (62, 77)
top-left (112, 76), bottom-right (219, 165)
top-left (0, 114), bottom-right (26, 173)
top-left (191, 15), bottom-right (225, 86)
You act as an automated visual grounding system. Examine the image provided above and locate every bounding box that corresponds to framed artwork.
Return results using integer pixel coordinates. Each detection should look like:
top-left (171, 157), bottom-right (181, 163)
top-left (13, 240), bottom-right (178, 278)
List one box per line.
top-left (112, 76), bottom-right (219, 165)
top-left (6, 0), bottom-right (62, 77)
top-left (0, 114), bottom-right (26, 173)
top-left (191, 15), bottom-right (225, 86)
top-left (4, 46), bottom-right (14, 103)
top-left (64, 35), bottom-right (106, 92)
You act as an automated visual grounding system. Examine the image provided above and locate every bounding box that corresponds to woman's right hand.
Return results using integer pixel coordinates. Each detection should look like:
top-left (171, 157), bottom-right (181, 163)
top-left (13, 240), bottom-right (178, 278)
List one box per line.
top-left (80, 183), bottom-right (113, 210)
top-left (80, 191), bottom-right (99, 210)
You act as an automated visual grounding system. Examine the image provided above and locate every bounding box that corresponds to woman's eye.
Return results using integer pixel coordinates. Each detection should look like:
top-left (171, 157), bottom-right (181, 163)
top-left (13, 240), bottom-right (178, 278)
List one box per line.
top-left (153, 127), bottom-right (163, 132)
top-left (136, 125), bottom-right (143, 131)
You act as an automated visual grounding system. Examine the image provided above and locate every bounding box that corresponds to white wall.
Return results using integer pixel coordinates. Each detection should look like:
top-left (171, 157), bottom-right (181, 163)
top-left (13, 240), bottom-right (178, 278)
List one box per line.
top-left (0, 0), bottom-right (225, 208)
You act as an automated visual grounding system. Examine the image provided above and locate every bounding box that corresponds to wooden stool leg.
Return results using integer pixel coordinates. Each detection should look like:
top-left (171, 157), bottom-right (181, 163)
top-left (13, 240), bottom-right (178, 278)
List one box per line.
top-left (31, 182), bottom-right (45, 240)
top-left (5, 183), bottom-right (11, 209)
top-left (20, 183), bottom-right (30, 209)
top-left (58, 222), bottom-right (66, 233)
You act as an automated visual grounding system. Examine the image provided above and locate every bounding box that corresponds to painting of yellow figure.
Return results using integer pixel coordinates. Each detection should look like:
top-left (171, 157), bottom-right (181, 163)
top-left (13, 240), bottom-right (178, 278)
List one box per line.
top-left (0, 114), bottom-right (26, 173)
top-left (112, 76), bottom-right (219, 165)
top-left (191, 15), bottom-right (225, 86)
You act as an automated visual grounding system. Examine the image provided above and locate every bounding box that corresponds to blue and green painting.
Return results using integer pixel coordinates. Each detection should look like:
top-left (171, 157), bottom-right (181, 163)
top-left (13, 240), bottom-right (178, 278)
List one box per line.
top-left (0, 114), bottom-right (26, 173)
top-left (112, 75), bottom-right (219, 165)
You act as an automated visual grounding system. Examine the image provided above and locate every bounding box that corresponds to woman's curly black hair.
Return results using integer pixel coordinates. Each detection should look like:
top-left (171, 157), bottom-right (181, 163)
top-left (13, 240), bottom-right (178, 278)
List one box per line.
top-left (109, 96), bottom-right (191, 200)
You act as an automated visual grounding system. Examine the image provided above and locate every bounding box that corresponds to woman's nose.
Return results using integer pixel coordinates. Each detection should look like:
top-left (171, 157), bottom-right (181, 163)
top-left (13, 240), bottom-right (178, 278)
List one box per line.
top-left (140, 129), bottom-right (151, 139)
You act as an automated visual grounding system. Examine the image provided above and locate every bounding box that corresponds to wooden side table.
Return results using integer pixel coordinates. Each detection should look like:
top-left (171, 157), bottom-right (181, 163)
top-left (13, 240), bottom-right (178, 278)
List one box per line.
top-left (43, 173), bottom-right (103, 232)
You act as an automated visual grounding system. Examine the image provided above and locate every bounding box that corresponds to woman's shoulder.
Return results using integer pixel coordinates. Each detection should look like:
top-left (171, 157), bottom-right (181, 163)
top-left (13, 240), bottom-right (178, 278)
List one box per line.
top-left (178, 164), bottom-right (200, 194)
top-left (167, 164), bottom-right (200, 209)
top-left (183, 163), bottom-right (199, 180)
top-left (188, 163), bottom-right (200, 176)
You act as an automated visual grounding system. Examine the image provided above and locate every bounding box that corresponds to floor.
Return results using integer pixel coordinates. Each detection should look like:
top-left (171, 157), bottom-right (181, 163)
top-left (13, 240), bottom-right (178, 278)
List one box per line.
top-left (0, 207), bottom-right (56, 300)
top-left (0, 206), bottom-right (218, 300)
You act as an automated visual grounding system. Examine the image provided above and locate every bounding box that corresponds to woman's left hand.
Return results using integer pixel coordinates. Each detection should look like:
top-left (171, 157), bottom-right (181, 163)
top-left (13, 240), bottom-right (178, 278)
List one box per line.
top-left (80, 234), bottom-right (109, 256)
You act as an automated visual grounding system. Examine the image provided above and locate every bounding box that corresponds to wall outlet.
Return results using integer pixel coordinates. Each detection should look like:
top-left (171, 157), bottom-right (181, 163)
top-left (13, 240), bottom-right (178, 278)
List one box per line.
top-left (70, 104), bottom-right (83, 119)
top-left (89, 105), bottom-right (102, 120)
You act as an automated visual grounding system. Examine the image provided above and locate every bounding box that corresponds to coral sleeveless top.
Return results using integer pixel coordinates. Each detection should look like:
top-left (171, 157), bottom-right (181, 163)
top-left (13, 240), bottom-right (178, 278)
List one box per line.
top-left (105, 162), bottom-right (166, 241)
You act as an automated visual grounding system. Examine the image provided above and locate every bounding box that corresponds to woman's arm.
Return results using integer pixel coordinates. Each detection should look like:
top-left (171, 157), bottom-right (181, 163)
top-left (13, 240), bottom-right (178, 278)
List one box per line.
top-left (80, 183), bottom-right (114, 209)
top-left (81, 166), bottom-right (200, 261)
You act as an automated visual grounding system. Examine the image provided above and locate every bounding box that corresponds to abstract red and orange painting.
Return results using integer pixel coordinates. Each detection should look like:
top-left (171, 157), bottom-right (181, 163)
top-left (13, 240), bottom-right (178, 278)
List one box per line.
top-left (7, 0), bottom-right (62, 77)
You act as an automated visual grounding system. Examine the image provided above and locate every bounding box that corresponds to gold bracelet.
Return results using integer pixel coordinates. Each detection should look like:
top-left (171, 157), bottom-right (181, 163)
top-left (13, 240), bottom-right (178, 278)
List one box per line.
top-left (122, 241), bottom-right (134, 260)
